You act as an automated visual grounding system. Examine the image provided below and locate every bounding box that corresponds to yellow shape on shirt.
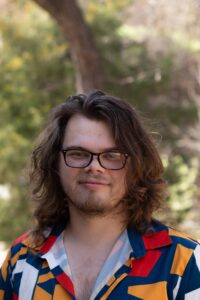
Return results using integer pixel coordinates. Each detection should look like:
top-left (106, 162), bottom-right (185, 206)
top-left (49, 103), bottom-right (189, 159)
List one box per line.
top-left (33, 286), bottom-right (52, 300)
top-left (128, 281), bottom-right (168, 300)
top-left (170, 244), bottom-right (193, 276)
top-left (53, 285), bottom-right (72, 300)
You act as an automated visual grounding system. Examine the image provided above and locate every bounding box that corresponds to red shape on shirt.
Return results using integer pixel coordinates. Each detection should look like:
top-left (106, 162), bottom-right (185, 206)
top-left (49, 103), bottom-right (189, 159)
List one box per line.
top-left (129, 249), bottom-right (162, 277)
top-left (13, 293), bottom-right (18, 300)
top-left (12, 232), bottom-right (30, 246)
top-left (142, 230), bottom-right (172, 249)
top-left (40, 235), bottom-right (58, 254)
top-left (56, 273), bottom-right (75, 296)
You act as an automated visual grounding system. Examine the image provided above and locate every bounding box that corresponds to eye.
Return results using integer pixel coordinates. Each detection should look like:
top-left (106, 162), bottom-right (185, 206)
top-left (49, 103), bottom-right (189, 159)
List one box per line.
top-left (102, 152), bottom-right (121, 161)
top-left (66, 150), bottom-right (90, 160)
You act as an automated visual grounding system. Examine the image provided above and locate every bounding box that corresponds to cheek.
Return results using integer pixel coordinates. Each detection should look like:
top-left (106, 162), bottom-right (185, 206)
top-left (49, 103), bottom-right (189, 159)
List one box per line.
top-left (112, 171), bottom-right (127, 194)
top-left (60, 167), bottom-right (76, 184)
top-left (59, 158), bottom-right (77, 186)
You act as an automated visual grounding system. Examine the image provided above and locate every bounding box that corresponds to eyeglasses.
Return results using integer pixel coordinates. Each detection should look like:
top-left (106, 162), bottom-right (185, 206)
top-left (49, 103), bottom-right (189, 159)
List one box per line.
top-left (61, 148), bottom-right (129, 170)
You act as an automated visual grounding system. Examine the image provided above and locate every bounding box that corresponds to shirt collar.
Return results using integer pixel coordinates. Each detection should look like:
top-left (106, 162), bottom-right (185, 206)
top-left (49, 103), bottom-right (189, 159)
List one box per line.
top-left (21, 221), bottom-right (172, 258)
top-left (21, 222), bottom-right (66, 254)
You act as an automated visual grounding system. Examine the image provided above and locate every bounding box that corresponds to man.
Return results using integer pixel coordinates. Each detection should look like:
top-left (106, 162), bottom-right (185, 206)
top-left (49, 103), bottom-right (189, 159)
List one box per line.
top-left (0, 90), bottom-right (200, 299)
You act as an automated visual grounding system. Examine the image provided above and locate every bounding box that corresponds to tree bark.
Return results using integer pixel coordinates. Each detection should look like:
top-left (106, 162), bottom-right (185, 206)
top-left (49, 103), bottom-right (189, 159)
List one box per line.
top-left (33, 0), bottom-right (104, 92)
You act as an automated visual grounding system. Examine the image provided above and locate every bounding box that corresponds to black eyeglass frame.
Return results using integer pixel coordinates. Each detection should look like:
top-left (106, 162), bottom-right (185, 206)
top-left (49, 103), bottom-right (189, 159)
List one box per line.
top-left (61, 148), bottom-right (129, 170)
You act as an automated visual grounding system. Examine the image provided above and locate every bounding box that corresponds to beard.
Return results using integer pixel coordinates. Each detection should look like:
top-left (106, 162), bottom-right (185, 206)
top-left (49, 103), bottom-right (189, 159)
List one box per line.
top-left (65, 189), bottom-right (123, 217)
top-left (68, 197), bottom-right (107, 216)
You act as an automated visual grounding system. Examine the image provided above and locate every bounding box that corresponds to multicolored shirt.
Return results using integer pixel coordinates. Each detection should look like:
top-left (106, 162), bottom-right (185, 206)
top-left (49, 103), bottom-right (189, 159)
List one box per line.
top-left (0, 221), bottom-right (200, 299)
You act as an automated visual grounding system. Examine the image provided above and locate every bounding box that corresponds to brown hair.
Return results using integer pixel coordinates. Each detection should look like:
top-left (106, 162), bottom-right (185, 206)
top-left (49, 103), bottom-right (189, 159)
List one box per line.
top-left (30, 90), bottom-right (166, 243)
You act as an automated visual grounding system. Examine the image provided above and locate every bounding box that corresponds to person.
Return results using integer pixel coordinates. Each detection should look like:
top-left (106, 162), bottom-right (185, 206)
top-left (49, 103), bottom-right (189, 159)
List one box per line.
top-left (0, 90), bottom-right (200, 300)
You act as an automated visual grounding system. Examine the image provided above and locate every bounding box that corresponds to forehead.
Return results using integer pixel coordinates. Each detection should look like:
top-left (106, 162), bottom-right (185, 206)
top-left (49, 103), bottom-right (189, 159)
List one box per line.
top-left (62, 114), bottom-right (116, 150)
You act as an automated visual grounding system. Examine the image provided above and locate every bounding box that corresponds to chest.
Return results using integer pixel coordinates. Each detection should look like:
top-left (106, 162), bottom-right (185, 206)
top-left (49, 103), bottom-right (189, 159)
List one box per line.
top-left (68, 254), bottom-right (106, 300)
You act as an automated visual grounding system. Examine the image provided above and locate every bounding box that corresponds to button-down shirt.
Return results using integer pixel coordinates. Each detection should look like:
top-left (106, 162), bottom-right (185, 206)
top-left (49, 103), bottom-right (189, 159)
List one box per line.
top-left (0, 221), bottom-right (200, 299)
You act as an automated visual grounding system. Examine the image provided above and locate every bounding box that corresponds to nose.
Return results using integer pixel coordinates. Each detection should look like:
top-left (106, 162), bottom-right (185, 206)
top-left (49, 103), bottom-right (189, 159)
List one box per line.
top-left (84, 154), bottom-right (104, 172)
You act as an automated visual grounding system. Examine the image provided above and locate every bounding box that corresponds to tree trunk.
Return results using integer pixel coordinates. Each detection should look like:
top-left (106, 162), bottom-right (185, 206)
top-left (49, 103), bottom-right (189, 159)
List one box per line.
top-left (33, 0), bottom-right (104, 92)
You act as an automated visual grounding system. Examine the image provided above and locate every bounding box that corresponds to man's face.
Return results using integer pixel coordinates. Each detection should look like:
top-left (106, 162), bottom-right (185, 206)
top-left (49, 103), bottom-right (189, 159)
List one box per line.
top-left (59, 114), bottom-right (128, 216)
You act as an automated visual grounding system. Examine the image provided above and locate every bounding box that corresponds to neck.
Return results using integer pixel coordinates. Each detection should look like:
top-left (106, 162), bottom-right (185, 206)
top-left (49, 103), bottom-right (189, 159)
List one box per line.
top-left (65, 205), bottom-right (126, 247)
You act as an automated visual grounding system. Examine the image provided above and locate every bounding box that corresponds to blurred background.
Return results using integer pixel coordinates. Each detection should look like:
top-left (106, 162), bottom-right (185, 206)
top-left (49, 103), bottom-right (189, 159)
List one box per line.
top-left (0, 0), bottom-right (199, 254)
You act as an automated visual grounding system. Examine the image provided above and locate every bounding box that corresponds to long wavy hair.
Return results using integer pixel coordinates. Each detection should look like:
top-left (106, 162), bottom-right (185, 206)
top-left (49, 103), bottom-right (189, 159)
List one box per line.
top-left (30, 90), bottom-right (167, 243)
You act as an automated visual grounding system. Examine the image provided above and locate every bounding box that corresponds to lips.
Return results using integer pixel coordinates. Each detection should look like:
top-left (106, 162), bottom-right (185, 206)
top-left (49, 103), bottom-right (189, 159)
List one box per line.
top-left (80, 181), bottom-right (107, 185)
top-left (80, 182), bottom-right (103, 190)
top-left (79, 179), bottom-right (110, 187)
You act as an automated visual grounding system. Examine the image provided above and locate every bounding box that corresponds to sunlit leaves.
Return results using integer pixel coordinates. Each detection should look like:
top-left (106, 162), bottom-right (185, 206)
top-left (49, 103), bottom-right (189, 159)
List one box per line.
top-left (0, 1), bottom-right (74, 242)
top-left (0, 0), bottom-right (199, 242)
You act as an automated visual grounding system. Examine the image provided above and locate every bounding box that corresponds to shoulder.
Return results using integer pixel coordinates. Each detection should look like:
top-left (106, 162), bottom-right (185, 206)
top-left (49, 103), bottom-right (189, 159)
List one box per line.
top-left (150, 220), bottom-right (199, 248)
top-left (11, 231), bottom-right (31, 248)
top-left (8, 224), bottom-right (64, 262)
top-left (167, 226), bottom-right (199, 250)
top-left (167, 227), bottom-right (200, 272)
top-left (152, 222), bottom-right (200, 273)
top-left (0, 231), bottom-right (33, 285)
top-left (140, 221), bottom-right (200, 262)
top-left (147, 222), bottom-right (200, 279)
top-left (165, 227), bottom-right (200, 297)
top-left (6, 231), bottom-right (41, 267)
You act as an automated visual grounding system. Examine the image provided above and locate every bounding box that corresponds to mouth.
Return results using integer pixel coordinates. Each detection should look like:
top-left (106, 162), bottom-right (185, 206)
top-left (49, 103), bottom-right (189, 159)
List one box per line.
top-left (79, 180), bottom-right (109, 189)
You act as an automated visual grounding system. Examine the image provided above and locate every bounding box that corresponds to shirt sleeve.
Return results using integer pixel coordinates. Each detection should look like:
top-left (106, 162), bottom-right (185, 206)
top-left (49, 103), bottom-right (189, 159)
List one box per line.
top-left (0, 249), bottom-right (14, 299)
top-left (176, 244), bottom-right (200, 299)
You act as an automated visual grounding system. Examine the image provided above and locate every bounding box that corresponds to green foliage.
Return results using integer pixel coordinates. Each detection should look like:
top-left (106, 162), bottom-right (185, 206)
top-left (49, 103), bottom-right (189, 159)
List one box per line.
top-left (83, 0), bottom-right (133, 19)
top-left (87, 6), bottom-right (173, 109)
top-left (86, 2), bottom-right (199, 238)
top-left (0, 184), bottom-right (31, 243)
top-left (0, 0), bottom-right (199, 242)
top-left (0, 2), bottom-right (74, 181)
top-left (163, 156), bottom-right (199, 223)
top-left (0, 1), bottom-right (75, 242)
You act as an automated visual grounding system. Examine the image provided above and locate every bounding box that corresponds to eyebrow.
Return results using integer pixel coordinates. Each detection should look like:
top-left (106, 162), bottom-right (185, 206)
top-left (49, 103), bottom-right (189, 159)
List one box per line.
top-left (62, 146), bottom-right (120, 152)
